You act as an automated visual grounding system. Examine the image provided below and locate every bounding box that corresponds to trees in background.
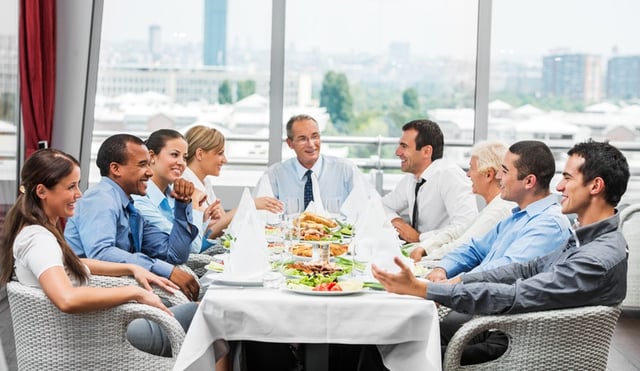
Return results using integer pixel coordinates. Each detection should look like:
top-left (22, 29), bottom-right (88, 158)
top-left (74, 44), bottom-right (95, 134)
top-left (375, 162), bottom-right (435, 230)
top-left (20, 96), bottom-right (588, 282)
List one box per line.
top-left (218, 80), bottom-right (233, 104)
top-left (320, 71), bottom-right (353, 133)
top-left (237, 79), bottom-right (256, 101)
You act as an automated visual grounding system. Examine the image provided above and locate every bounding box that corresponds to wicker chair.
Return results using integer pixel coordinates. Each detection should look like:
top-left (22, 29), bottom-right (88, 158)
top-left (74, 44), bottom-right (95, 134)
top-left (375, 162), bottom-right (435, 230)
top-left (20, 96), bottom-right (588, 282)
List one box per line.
top-left (6, 280), bottom-right (186, 371)
top-left (619, 203), bottom-right (640, 308)
top-left (443, 305), bottom-right (621, 371)
top-left (88, 274), bottom-right (190, 306)
top-left (185, 253), bottom-right (214, 277)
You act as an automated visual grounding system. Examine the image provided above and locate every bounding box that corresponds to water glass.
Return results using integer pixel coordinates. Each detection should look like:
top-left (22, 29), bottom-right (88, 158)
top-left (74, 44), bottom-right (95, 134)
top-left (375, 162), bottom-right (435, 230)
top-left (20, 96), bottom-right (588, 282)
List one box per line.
top-left (285, 197), bottom-right (302, 215)
top-left (324, 198), bottom-right (342, 217)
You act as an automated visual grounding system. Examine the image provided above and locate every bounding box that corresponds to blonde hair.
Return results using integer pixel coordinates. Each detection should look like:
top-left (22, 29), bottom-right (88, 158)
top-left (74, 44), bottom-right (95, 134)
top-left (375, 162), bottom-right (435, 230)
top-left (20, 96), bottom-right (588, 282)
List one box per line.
top-left (184, 125), bottom-right (225, 164)
top-left (471, 141), bottom-right (508, 174)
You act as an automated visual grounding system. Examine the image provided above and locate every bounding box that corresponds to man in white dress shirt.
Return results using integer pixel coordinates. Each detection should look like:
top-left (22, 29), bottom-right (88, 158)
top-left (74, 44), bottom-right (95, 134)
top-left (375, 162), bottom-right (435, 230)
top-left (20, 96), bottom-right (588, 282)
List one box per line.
top-left (382, 119), bottom-right (478, 243)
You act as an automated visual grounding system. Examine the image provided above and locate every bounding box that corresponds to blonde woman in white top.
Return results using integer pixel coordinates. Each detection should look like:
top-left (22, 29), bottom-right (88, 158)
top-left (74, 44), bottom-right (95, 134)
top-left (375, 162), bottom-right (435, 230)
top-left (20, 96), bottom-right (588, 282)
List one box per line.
top-left (183, 125), bottom-right (283, 249)
top-left (410, 141), bottom-right (515, 261)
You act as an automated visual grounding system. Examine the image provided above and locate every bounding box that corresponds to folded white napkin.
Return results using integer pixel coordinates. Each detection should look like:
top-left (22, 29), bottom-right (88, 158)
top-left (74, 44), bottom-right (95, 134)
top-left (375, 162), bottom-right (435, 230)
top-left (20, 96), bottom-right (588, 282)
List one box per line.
top-left (304, 200), bottom-right (327, 218)
top-left (341, 174), bottom-right (377, 224)
top-left (350, 194), bottom-right (399, 262)
top-left (224, 188), bottom-right (270, 280)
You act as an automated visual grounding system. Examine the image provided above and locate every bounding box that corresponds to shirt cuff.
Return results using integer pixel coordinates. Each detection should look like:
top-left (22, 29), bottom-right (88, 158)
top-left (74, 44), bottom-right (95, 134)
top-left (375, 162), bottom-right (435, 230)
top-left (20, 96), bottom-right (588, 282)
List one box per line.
top-left (150, 259), bottom-right (174, 278)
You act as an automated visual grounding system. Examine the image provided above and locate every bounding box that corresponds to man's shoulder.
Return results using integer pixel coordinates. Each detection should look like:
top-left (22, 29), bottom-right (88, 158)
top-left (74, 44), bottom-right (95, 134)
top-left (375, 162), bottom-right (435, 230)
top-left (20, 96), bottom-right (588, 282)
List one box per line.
top-left (78, 181), bottom-right (122, 209)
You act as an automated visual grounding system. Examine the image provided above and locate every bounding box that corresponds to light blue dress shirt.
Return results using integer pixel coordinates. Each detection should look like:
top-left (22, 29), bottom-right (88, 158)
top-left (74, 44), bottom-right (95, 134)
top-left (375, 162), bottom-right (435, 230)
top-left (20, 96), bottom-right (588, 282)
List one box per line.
top-left (255, 154), bottom-right (361, 210)
top-left (64, 177), bottom-right (197, 278)
top-left (437, 194), bottom-right (571, 278)
top-left (132, 180), bottom-right (202, 254)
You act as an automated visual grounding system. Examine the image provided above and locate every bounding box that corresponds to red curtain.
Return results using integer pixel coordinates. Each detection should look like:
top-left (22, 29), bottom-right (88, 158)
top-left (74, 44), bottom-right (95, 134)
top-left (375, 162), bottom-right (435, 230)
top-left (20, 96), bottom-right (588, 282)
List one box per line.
top-left (19, 0), bottom-right (56, 159)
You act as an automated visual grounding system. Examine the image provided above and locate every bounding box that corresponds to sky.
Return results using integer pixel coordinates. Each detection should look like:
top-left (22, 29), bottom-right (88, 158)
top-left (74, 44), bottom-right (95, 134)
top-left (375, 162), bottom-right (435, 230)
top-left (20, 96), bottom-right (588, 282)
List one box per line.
top-left (3, 0), bottom-right (640, 59)
top-left (98, 0), bottom-right (640, 60)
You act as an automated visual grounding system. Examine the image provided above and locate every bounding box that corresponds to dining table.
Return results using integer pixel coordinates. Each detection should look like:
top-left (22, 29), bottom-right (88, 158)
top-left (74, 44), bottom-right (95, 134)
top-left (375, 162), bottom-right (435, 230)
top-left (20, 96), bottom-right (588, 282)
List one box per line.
top-left (173, 270), bottom-right (442, 371)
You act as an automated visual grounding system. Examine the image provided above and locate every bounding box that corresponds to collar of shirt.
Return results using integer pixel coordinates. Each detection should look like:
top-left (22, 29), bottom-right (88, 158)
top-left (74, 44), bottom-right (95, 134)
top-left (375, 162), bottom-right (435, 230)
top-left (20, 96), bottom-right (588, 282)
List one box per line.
top-left (182, 167), bottom-right (205, 191)
top-left (417, 158), bottom-right (445, 182)
top-left (145, 180), bottom-right (175, 210)
top-left (511, 193), bottom-right (559, 218)
top-left (573, 211), bottom-right (620, 247)
top-left (294, 154), bottom-right (325, 181)
top-left (101, 176), bottom-right (132, 211)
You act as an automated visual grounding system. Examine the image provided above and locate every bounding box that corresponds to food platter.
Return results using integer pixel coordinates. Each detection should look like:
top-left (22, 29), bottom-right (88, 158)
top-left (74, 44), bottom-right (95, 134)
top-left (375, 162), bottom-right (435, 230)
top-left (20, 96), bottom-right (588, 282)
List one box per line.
top-left (290, 242), bottom-right (348, 259)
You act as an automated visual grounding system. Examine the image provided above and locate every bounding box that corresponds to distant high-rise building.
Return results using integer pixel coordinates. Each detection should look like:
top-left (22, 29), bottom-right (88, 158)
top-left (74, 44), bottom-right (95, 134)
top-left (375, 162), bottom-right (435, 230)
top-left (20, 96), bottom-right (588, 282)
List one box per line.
top-left (149, 25), bottom-right (162, 61)
top-left (203, 0), bottom-right (227, 66)
top-left (542, 53), bottom-right (602, 103)
top-left (607, 55), bottom-right (640, 100)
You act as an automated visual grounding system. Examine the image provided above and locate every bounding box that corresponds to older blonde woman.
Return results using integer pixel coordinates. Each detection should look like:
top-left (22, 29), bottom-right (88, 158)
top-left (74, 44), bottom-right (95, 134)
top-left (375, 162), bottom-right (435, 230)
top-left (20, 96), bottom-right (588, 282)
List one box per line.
top-left (410, 141), bottom-right (515, 261)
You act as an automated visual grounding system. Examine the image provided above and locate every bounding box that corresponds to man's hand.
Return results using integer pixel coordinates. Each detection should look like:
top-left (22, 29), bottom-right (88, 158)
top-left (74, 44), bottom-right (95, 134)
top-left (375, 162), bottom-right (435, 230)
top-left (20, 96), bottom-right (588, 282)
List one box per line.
top-left (391, 218), bottom-right (420, 243)
top-left (409, 246), bottom-right (426, 262)
top-left (371, 256), bottom-right (428, 298)
top-left (426, 267), bottom-right (448, 282)
top-left (169, 267), bottom-right (200, 301)
top-left (171, 178), bottom-right (195, 203)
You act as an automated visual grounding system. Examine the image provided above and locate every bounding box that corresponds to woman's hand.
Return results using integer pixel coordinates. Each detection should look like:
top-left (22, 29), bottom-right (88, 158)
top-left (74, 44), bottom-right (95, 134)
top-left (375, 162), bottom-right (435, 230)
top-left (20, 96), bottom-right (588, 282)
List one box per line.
top-left (203, 199), bottom-right (224, 222)
top-left (254, 197), bottom-right (284, 214)
top-left (131, 265), bottom-right (179, 295)
top-left (133, 287), bottom-right (173, 315)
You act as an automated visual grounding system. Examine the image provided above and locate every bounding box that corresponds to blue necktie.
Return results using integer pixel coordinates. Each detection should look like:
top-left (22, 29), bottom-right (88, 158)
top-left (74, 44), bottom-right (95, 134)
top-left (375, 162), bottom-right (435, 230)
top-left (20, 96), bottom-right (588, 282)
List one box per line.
top-left (303, 169), bottom-right (314, 210)
top-left (126, 201), bottom-right (141, 252)
top-left (412, 178), bottom-right (426, 229)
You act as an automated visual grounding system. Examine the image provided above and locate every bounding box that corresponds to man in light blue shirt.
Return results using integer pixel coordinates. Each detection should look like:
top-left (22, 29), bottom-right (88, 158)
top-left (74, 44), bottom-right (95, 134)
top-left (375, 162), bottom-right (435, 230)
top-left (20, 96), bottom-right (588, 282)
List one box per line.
top-left (64, 134), bottom-right (200, 301)
top-left (427, 140), bottom-right (572, 282)
top-left (254, 114), bottom-right (364, 213)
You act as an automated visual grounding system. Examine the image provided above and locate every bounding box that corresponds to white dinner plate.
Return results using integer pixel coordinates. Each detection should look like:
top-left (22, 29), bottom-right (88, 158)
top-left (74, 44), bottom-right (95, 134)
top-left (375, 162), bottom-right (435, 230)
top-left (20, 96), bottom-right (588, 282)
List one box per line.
top-left (210, 274), bottom-right (263, 287)
top-left (284, 286), bottom-right (363, 296)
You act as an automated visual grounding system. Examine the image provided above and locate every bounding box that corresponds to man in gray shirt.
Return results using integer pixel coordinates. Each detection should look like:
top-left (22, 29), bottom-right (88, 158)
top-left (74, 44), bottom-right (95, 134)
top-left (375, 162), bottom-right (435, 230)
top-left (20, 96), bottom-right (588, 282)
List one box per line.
top-left (373, 140), bottom-right (630, 365)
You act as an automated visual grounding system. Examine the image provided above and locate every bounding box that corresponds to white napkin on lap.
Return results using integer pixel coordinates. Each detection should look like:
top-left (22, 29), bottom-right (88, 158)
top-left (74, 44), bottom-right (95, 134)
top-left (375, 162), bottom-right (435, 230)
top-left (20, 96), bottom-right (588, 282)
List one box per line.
top-left (225, 188), bottom-right (270, 280)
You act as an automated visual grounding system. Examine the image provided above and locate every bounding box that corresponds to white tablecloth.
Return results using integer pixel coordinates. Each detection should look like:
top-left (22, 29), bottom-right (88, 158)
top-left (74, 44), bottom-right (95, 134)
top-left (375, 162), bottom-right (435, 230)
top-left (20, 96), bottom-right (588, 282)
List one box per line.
top-left (174, 280), bottom-right (441, 371)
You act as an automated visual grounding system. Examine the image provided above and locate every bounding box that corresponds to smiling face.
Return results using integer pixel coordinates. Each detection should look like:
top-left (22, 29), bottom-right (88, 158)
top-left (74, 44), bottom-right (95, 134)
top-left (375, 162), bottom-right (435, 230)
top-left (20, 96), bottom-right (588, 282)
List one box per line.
top-left (467, 156), bottom-right (486, 196)
top-left (497, 151), bottom-right (529, 204)
top-left (286, 118), bottom-right (321, 169)
top-left (200, 145), bottom-right (227, 177)
top-left (38, 165), bottom-right (82, 222)
top-left (150, 137), bottom-right (188, 187)
top-left (395, 128), bottom-right (431, 177)
top-left (113, 142), bottom-right (153, 196)
top-left (556, 154), bottom-right (592, 216)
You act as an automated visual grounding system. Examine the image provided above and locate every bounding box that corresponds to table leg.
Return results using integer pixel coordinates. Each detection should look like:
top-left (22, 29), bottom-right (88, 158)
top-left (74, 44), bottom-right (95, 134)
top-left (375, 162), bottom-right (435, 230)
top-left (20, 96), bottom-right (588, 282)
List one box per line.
top-left (305, 343), bottom-right (329, 371)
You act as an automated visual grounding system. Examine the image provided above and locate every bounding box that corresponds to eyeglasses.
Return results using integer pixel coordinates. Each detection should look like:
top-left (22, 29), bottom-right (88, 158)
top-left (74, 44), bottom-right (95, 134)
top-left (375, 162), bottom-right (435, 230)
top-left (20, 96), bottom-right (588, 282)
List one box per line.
top-left (292, 134), bottom-right (321, 144)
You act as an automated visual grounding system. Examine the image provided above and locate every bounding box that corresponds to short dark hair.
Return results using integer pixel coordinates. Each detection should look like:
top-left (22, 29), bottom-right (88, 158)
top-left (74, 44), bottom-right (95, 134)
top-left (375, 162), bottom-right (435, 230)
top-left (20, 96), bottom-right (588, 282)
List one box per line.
top-left (96, 134), bottom-right (145, 176)
top-left (286, 114), bottom-right (318, 140)
top-left (145, 129), bottom-right (185, 154)
top-left (401, 119), bottom-right (444, 160)
top-left (568, 140), bottom-right (629, 206)
top-left (508, 140), bottom-right (555, 191)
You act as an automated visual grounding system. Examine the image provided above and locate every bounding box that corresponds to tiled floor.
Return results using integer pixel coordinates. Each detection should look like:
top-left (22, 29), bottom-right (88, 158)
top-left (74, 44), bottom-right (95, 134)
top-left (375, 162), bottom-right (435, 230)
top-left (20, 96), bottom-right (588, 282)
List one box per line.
top-left (607, 308), bottom-right (640, 371)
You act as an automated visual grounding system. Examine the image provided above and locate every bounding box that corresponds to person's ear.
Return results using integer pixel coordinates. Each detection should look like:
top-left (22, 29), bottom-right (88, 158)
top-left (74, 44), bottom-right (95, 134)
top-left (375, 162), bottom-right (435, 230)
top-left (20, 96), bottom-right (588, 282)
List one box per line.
top-left (485, 168), bottom-right (495, 180)
top-left (109, 162), bottom-right (121, 177)
top-left (35, 184), bottom-right (47, 200)
top-left (422, 145), bottom-right (432, 159)
top-left (286, 138), bottom-right (294, 150)
top-left (590, 177), bottom-right (605, 195)
top-left (524, 174), bottom-right (537, 189)
top-left (195, 148), bottom-right (204, 161)
top-left (149, 150), bottom-right (157, 165)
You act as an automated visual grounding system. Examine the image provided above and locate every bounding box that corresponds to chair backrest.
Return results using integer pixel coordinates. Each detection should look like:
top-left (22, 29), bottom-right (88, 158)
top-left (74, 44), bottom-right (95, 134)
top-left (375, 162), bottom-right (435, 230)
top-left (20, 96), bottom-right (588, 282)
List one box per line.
top-left (443, 305), bottom-right (621, 371)
top-left (6, 281), bottom-right (184, 371)
top-left (619, 203), bottom-right (640, 308)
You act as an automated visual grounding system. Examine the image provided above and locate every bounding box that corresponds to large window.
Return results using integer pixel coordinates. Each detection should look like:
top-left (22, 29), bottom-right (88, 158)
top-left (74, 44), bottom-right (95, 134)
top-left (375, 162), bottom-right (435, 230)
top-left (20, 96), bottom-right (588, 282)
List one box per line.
top-left (489, 0), bottom-right (640, 204)
top-left (0, 0), bottom-right (19, 228)
top-left (93, 0), bottom-right (272, 197)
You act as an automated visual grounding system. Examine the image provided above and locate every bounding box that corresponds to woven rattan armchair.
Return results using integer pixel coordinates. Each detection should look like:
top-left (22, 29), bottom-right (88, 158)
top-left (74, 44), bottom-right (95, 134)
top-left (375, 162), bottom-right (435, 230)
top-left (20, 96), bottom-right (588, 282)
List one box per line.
top-left (619, 203), bottom-right (640, 308)
top-left (6, 280), bottom-right (186, 371)
top-left (88, 274), bottom-right (189, 306)
top-left (185, 253), bottom-right (214, 277)
top-left (443, 305), bottom-right (621, 371)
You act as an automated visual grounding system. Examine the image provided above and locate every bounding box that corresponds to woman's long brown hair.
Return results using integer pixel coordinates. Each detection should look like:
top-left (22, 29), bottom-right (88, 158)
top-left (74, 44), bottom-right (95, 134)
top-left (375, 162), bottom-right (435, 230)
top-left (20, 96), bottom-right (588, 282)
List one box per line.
top-left (0, 149), bottom-right (89, 285)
